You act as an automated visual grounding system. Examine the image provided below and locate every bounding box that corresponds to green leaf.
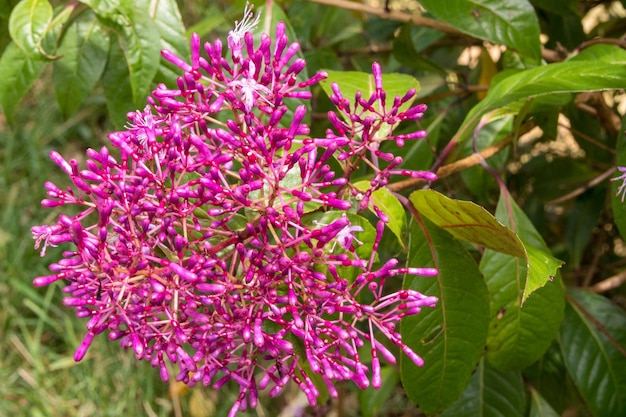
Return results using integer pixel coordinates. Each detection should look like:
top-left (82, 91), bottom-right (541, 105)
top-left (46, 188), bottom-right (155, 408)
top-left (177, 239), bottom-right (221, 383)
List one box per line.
top-left (560, 290), bottom-right (626, 417)
top-left (102, 33), bottom-right (134, 128)
top-left (151, 0), bottom-right (189, 86)
top-left (493, 193), bottom-right (564, 301)
top-left (529, 387), bottom-right (561, 417)
top-left (353, 181), bottom-right (407, 248)
top-left (457, 47), bottom-right (626, 142)
top-left (53, 10), bottom-right (109, 117)
top-left (358, 366), bottom-right (400, 417)
top-left (393, 22), bottom-right (446, 74)
top-left (418, 0), bottom-right (541, 62)
top-left (410, 189), bottom-right (526, 257)
top-left (8, 0), bottom-right (52, 53)
top-left (440, 358), bottom-right (527, 417)
top-left (480, 247), bottom-right (564, 372)
top-left (0, 41), bottom-right (47, 124)
top-left (116, 1), bottom-right (161, 106)
top-left (401, 217), bottom-right (489, 415)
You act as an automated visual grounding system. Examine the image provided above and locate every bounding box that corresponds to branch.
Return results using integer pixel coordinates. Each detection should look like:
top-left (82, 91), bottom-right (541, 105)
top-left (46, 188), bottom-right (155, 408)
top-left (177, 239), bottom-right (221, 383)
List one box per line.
top-left (388, 120), bottom-right (536, 192)
top-left (306, 0), bottom-right (467, 37)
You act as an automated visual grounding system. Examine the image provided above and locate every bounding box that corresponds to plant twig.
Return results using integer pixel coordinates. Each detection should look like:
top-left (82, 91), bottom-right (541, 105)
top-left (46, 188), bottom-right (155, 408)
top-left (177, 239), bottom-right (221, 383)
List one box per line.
top-left (588, 270), bottom-right (626, 293)
top-left (388, 120), bottom-right (536, 192)
top-left (306, 0), bottom-right (466, 37)
top-left (547, 168), bottom-right (615, 205)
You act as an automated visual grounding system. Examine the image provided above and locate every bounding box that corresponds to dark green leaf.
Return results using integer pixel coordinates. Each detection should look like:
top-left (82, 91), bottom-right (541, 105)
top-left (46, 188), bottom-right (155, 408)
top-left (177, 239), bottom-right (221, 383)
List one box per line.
top-left (116, 1), bottom-right (160, 106)
top-left (393, 23), bottom-right (445, 74)
top-left (560, 290), bottom-right (626, 417)
top-left (401, 217), bottom-right (489, 415)
top-left (149, 0), bottom-right (189, 86)
top-left (8, 0), bottom-right (52, 53)
top-left (457, 47), bottom-right (626, 142)
top-left (53, 10), bottom-right (109, 117)
top-left (529, 387), bottom-right (561, 417)
top-left (418, 0), bottom-right (541, 62)
top-left (0, 41), bottom-right (47, 124)
top-left (481, 247), bottom-right (564, 371)
top-left (440, 358), bottom-right (527, 417)
top-left (102, 33), bottom-right (134, 128)
top-left (410, 189), bottom-right (526, 257)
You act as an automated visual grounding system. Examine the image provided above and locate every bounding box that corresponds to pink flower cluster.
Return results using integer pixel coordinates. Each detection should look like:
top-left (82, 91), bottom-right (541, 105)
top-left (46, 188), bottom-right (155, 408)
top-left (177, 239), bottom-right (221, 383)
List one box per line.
top-left (32, 5), bottom-right (438, 415)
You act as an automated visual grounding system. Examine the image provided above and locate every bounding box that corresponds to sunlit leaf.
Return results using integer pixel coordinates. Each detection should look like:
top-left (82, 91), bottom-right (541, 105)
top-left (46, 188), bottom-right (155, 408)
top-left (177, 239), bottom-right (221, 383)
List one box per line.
top-left (8, 0), bottom-right (52, 53)
top-left (419, 0), bottom-right (541, 62)
top-left (410, 189), bottom-right (526, 258)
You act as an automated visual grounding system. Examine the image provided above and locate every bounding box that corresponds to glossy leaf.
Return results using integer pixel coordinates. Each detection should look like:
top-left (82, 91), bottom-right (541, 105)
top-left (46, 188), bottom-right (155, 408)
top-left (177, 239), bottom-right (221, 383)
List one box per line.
top-left (401, 217), bottom-right (489, 415)
top-left (410, 189), bottom-right (526, 257)
top-left (353, 180), bottom-right (407, 248)
top-left (480, 247), bottom-right (564, 372)
top-left (457, 45), bottom-right (626, 141)
top-left (0, 41), bottom-right (47, 124)
top-left (116, 1), bottom-right (161, 106)
top-left (440, 358), bottom-right (527, 417)
top-left (102, 34), bottom-right (134, 128)
top-left (145, 0), bottom-right (189, 86)
top-left (418, 0), bottom-right (541, 62)
top-left (358, 366), bottom-right (400, 417)
top-left (53, 10), bottom-right (109, 117)
top-left (560, 290), bottom-right (626, 417)
top-left (8, 0), bottom-right (52, 53)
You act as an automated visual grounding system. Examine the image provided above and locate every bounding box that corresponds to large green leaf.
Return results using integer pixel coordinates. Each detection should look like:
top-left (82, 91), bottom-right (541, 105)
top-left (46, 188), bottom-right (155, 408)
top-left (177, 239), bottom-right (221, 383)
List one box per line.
top-left (53, 10), bottom-right (109, 117)
top-left (150, 0), bottom-right (189, 86)
top-left (82, 0), bottom-right (161, 106)
top-left (480, 193), bottom-right (564, 373)
top-left (440, 358), bottom-right (527, 417)
top-left (418, 0), bottom-right (541, 62)
top-left (102, 33), bottom-right (134, 128)
top-left (0, 41), bottom-right (47, 124)
top-left (410, 189), bottom-right (526, 257)
top-left (116, 1), bottom-right (160, 106)
top-left (457, 45), bottom-right (626, 142)
top-left (401, 217), bottom-right (489, 415)
top-left (560, 290), bottom-right (626, 417)
top-left (8, 0), bottom-right (52, 53)
top-left (480, 247), bottom-right (564, 372)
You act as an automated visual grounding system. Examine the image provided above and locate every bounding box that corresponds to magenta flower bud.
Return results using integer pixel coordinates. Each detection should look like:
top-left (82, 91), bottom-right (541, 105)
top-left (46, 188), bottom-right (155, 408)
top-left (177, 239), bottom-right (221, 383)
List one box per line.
top-left (372, 62), bottom-right (383, 91)
top-left (169, 262), bottom-right (199, 282)
top-left (74, 331), bottom-right (95, 361)
top-left (49, 151), bottom-right (72, 175)
top-left (161, 49), bottom-right (193, 73)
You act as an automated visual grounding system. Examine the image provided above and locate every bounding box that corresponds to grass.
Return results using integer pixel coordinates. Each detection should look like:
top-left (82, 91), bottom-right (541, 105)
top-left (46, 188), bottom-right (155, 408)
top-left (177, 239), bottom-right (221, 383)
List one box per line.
top-left (0, 75), bottom-right (178, 417)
